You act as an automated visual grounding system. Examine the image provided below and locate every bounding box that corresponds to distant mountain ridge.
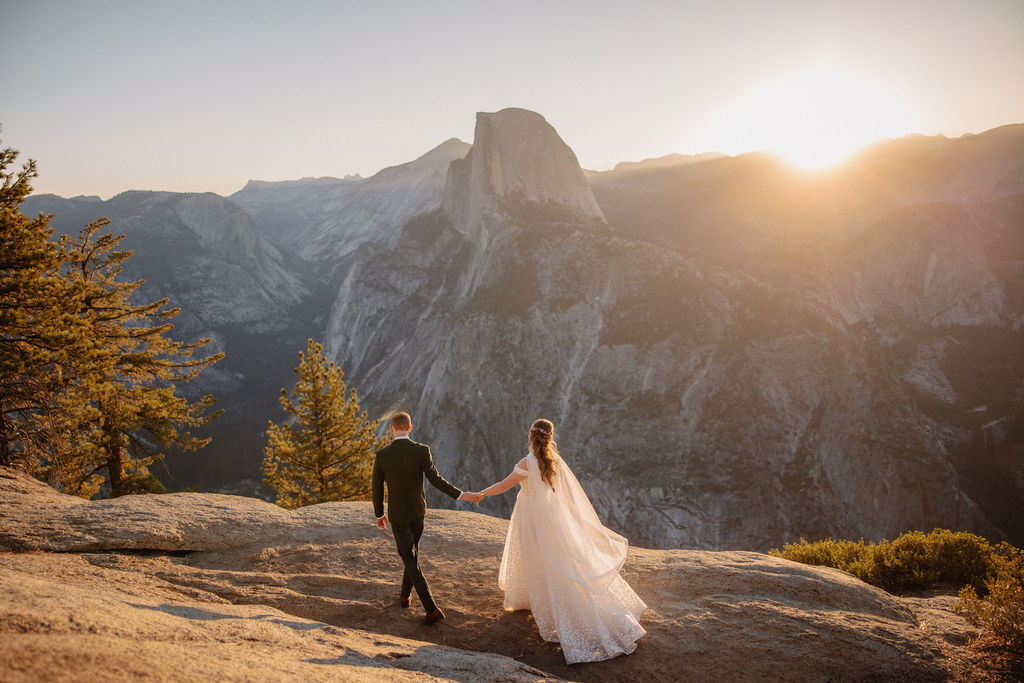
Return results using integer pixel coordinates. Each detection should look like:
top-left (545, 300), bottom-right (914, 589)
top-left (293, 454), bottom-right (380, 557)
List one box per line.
top-left (23, 114), bottom-right (1024, 550)
top-left (585, 151), bottom-right (728, 177)
top-left (23, 190), bottom-right (326, 489)
top-left (231, 138), bottom-right (470, 267)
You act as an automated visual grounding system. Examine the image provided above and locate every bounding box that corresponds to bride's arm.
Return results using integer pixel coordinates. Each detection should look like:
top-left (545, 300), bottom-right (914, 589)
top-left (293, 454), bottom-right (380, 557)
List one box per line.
top-left (477, 458), bottom-right (528, 498)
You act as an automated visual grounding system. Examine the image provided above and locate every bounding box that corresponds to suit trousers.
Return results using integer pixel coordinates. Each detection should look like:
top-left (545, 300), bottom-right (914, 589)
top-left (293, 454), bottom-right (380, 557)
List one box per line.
top-left (391, 518), bottom-right (436, 613)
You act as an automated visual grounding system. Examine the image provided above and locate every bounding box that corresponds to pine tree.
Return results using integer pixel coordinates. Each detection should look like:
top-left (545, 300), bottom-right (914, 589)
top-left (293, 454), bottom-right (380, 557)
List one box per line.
top-left (0, 142), bottom-right (97, 470)
top-left (1, 138), bottom-right (222, 497)
top-left (263, 339), bottom-right (382, 509)
top-left (54, 221), bottom-right (224, 497)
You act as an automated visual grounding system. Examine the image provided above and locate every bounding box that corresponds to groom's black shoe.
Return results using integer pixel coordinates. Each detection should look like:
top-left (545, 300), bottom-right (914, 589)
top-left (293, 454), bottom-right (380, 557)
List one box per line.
top-left (400, 596), bottom-right (410, 608)
top-left (422, 608), bottom-right (445, 625)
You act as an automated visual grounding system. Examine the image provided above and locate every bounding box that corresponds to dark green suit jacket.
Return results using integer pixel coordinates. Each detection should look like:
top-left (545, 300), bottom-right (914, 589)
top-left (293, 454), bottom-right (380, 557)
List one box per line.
top-left (372, 437), bottom-right (462, 523)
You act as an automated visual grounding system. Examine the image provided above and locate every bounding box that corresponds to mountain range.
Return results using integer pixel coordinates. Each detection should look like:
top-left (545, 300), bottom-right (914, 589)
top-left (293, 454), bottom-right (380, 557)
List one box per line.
top-left (25, 108), bottom-right (1024, 550)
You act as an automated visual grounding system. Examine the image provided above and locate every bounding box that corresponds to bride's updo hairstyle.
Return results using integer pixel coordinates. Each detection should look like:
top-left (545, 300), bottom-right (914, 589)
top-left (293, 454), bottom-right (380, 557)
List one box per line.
top-left (529, 419), bottom-right (559, 487)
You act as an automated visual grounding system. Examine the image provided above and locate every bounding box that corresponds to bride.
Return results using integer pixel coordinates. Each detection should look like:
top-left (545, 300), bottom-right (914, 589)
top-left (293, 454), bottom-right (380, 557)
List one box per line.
top-left (473, 419), bottom-right (646, 664)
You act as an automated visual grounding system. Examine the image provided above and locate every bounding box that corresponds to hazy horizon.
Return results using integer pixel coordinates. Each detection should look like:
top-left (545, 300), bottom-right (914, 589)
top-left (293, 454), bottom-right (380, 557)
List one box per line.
top-left (2, 0), bottom-right (1022, 198)
top-left (21, 120), bottom-right (1022, 202)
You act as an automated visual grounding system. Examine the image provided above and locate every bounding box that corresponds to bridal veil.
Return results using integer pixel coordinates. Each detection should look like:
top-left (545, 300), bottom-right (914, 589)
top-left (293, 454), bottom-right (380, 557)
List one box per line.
top-left (498, 452), bottom-right (646, 664)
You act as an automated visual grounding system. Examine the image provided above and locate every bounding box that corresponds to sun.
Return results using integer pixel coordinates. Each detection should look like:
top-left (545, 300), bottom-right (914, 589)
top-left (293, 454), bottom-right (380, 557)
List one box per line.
top-left (707, 62), bottom-right (914, 170)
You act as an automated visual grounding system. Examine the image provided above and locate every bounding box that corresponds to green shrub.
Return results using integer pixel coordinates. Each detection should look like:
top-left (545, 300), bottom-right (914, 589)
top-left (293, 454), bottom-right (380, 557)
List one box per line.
top-left (771, 530), bottom-right (1024, 655)
top-left (877, 529), bottom-right (995, 592)
top-left (769, 528), bottom-right (998, 592)
top-left (955, 543), bottom-right (1024, 653)
top-left (772, 537), bottom-right (868, 569)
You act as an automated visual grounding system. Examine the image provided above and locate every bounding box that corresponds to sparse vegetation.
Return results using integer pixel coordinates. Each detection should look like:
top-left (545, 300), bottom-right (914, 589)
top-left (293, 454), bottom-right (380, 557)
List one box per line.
top-left (262, 339), bottom-right (383, 508)
top-left (771, 529), bottom-right (1024, 655)
top-left (1, 144), bottom-right (93, 473)
top-left (53, 221), bottom-right (224, 497)
top-left (955, 543), bottom-right (1024, 654)
top-left (1, 141), bottom-right (223, 497)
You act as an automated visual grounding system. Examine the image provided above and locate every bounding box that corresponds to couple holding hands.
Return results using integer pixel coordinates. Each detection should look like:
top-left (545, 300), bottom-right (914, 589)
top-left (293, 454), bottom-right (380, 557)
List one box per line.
top-left (371, 412), bottom-right (646, 664)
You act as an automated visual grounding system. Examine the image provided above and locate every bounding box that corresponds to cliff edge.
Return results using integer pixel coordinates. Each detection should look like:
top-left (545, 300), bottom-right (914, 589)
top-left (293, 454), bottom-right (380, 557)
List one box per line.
top-left (0, 467), bottom-right (981, 681)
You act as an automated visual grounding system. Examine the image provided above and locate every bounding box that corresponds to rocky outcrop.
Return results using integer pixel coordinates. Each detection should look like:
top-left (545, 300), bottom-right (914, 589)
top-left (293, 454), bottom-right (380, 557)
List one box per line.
top-left (2, 555), bottom-right (549, 683)
top-left (443, 108), bottom-right (606, 244)
top-left (0, 467), bottom-right (974, 681)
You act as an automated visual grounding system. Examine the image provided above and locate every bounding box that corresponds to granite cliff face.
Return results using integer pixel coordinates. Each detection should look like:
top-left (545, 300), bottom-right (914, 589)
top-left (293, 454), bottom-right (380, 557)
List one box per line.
top-left (324, 111), bottom-right (1023, 550)
top-left (232, 139), bottom-right (471, 267)
top-left (443, 108), bottom-right (605, 245)
top-left (586, 124), bottom-right (1024, 546)
top-left (26, 191), bottom-right (309, 332)
top-left (22, 111), bottom-right (1024, 551)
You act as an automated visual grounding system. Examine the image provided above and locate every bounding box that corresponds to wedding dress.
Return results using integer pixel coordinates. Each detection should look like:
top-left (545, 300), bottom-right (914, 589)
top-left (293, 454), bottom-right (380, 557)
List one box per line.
top-left (498, 451), bottom-right (647, 664)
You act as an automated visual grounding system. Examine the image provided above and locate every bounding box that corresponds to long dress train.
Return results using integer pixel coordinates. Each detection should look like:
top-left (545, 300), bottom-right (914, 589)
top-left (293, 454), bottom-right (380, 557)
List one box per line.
top-left (498, 451), bottom-right (646, 664)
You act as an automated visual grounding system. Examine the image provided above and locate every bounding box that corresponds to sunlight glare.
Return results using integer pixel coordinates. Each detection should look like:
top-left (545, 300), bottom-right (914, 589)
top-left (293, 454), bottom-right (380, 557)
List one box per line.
top-left (707, 63), bottom-right (914, 170)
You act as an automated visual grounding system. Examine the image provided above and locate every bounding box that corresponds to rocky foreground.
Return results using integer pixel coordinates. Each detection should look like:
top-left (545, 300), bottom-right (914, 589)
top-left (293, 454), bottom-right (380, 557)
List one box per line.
top-left (0, 467), bottom-right (988, 681)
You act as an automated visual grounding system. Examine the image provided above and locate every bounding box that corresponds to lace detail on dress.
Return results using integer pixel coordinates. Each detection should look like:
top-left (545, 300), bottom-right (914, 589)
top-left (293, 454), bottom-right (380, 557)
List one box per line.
top-left (498, 451), bottom-right (646, 664)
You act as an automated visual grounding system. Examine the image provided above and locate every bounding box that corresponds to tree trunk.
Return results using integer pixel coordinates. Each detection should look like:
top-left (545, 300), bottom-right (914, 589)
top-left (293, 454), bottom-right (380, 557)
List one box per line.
top-left (107, 444), bottom-right (124, 498)
top-left (0, 410), bottom-right (12, 467)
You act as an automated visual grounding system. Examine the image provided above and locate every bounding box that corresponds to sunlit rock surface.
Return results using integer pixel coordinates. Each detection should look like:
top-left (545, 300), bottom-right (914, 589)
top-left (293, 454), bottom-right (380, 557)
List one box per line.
top-left (0, 467), bottom-right (973, 682)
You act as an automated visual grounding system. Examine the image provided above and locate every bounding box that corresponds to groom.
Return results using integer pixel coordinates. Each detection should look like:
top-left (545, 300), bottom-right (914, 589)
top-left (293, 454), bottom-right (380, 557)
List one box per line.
top-left (372, 412), bottom-right (479, 625)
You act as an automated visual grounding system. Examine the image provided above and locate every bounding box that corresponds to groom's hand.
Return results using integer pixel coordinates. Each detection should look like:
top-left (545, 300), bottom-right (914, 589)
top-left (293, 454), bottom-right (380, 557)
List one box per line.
top-left (459, 491), bottom-right (481, 504)
top-left (376, 514), bottom-right (389, 529)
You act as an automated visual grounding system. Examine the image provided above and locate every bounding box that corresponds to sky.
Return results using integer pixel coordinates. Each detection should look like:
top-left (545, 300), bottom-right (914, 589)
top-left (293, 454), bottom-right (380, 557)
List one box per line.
top-left (2, 0), bottom-right (1022, 198)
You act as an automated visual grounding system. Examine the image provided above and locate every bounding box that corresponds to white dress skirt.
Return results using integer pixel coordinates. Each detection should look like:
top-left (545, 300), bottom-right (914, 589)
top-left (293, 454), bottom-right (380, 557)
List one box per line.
top-left (498, 451), bottom-right (647, 664)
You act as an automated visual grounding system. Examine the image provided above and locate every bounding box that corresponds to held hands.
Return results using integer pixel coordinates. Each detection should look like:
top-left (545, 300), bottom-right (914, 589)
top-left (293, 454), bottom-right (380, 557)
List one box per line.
top-left (378, 494), bottom-right (482, 526)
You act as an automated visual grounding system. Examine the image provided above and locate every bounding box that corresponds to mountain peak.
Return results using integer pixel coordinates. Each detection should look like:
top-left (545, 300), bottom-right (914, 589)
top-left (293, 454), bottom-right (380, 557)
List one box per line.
top-left (433, 137), bottom-right (471, 153)
top-left (372, 138), bottom-right (470, 181)
top-left (443, 107), bottom-right (605, 242)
